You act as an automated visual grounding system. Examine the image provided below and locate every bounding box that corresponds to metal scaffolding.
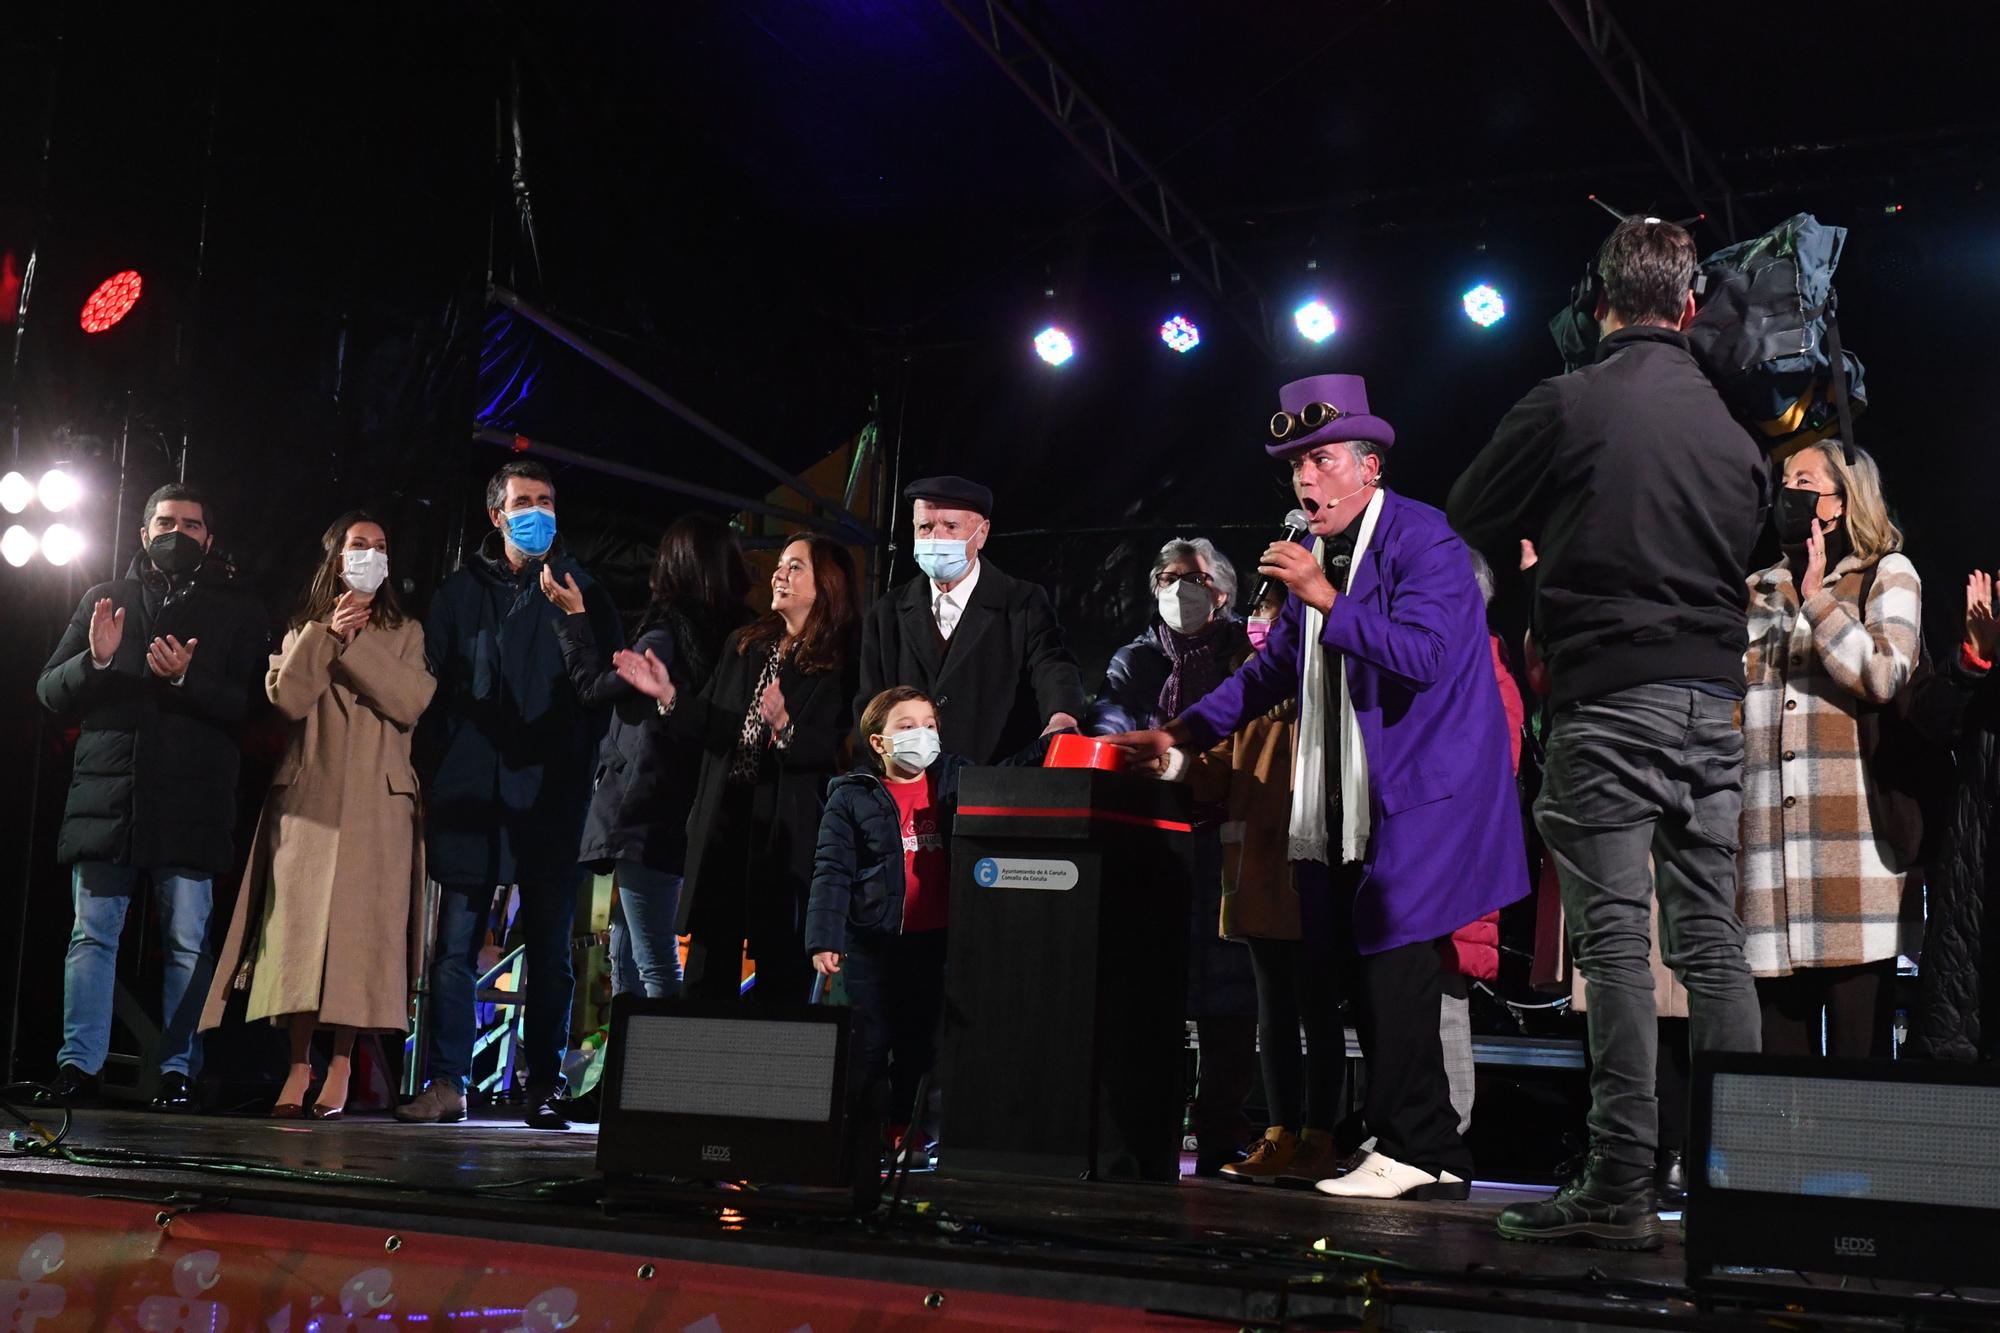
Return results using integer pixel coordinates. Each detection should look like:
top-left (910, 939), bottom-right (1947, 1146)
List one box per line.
top-left (1547, 0), bottom-right (1745, 242)
top-left (939, 0), bottom-right (1276, 359)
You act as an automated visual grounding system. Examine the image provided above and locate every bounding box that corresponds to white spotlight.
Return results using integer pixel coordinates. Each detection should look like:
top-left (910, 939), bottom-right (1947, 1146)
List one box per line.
top-left (0, 472), bottom-right (31, 514)
top-left (38, 469), bottom-right (80, 513)
top-left (40, 523), bottom-right (83, 567)
top-left (2, 525), bottom-right (37, 567)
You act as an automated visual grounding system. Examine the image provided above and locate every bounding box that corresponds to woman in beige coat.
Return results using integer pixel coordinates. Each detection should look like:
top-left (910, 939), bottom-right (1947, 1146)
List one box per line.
top-left (201, 511), bottom-right (434, 1118)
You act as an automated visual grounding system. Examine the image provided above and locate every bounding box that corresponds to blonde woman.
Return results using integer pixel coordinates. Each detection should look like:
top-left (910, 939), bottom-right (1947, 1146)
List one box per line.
top-left (1740, 441), bottom-right (1922, 1058)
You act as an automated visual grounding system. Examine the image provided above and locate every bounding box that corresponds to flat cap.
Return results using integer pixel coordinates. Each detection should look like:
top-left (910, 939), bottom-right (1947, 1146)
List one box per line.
top-left (903, 475), bottom-right (992, 517)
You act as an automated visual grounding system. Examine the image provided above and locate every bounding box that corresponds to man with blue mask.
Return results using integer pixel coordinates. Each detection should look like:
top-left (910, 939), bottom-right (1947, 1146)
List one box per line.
top-left (400, 459), bottom-right (621, 1130)
top-left (858, 475), bottom-right (1085, 765)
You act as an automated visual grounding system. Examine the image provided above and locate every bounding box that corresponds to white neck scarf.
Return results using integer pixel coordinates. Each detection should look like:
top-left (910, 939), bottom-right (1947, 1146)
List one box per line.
top-left (1288, 487), bottom-right (1384, 865)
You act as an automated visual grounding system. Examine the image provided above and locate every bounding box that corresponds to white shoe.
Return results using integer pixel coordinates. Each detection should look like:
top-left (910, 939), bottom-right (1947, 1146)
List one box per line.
top-left (1314, 1150), bottom-right (1470, 1201)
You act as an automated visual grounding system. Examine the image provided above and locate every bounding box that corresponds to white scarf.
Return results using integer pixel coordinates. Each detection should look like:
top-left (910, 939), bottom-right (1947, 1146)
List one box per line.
top-left (1288, 487), bottom-right (1384, 865)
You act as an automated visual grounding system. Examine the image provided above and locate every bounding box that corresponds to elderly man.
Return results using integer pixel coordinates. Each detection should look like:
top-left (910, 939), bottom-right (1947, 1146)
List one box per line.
top-left (858, 475), bottom-right (1085, 765)
top-left (1109, 374), bottom-right (1528, 1200)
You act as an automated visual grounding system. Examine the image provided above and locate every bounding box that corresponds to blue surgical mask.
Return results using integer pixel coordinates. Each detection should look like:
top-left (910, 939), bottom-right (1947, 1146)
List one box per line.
top-left (913, 538), bottom-right (972, 584)
top-left (506, 509), bottom-right (556, 558)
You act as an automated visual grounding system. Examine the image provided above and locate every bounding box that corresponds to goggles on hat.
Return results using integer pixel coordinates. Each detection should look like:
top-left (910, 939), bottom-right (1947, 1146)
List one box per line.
top-left (1269, 401), bottom-right (1347, 442)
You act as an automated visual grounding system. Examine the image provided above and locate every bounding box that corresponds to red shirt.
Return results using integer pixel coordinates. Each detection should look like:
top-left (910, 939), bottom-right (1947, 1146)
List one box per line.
top-left (887, 772), bottom-right (948, 933)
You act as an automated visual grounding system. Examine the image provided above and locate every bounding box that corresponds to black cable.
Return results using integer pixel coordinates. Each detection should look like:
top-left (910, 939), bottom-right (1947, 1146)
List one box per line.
top-left (0, 1085), bottom-right (71, 1153)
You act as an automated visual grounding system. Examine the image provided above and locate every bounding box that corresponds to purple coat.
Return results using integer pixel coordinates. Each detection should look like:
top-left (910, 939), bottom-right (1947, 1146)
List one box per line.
top-left (1177, 490), bottom-right (1528, 954)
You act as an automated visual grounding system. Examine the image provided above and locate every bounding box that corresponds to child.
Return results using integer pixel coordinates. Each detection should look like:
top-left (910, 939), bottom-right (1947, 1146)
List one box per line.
top-left (807, 686), bottom-right (958, 1157)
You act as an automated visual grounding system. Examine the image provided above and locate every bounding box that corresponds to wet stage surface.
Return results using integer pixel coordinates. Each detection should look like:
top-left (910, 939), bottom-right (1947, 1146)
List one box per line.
top-left (0, 1107), bottom-right (1898, 1328)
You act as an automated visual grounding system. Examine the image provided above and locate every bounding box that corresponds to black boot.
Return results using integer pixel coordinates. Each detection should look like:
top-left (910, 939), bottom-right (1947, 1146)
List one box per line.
top-left (150, 1071), bottom-right (197, 1113)
top-left (1654, 1148), bottom-right (1687, 1209)
top-left (1495, 1148), bottom-right (1662, 1250)
top-left (30, 1064), bottom-right (98, 1108)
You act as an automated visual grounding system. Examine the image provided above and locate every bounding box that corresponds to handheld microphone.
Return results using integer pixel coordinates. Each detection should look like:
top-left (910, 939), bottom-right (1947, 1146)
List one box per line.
top-left (1249, 507), bottom-right (1313, 611)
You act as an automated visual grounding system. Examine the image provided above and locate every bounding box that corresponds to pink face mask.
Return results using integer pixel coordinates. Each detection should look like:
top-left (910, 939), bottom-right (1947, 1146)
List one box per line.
top-left (1245, 617), bottom-right (1272, 652)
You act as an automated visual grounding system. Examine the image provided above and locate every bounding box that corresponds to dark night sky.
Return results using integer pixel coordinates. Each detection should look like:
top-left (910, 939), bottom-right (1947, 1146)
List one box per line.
top-left (3, 2), bottom-right (1998, 1072)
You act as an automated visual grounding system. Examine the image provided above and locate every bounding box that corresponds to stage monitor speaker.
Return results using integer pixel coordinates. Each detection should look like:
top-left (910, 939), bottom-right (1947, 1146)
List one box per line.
top-left (596, 997), bottom-right (880, 1209)
top-left (1687, 1052), bottom-right (2000, 1316)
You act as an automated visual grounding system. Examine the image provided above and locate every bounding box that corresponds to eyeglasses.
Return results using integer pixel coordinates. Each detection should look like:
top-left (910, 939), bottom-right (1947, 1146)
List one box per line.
top-left (1269, 401), bottom-right (1346, 442)
top-left (1154, 569), bottom-right (1215, 590)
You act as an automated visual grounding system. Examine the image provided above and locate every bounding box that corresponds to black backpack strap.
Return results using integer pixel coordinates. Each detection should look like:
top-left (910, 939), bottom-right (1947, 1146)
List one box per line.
top-left (1825, 290), bottom-right (1857, 463)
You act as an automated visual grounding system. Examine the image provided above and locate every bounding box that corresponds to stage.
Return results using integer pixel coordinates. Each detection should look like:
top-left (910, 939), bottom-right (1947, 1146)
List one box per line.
top-left (0, 1106), bottom-right (1935, 1331)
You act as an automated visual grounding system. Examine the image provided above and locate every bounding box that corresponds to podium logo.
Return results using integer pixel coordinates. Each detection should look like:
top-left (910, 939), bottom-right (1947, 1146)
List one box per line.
top-left (1833, 1236), bottom-right (1876, 1259)
top-left (973, 857), bottom-right (1078, 891)
top-left (701, 1144), bottom-right (732, 1163)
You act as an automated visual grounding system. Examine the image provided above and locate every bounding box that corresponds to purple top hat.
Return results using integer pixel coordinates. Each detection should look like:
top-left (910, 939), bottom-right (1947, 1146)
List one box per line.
top-left (1265, 373), bottom-right (1396, 458)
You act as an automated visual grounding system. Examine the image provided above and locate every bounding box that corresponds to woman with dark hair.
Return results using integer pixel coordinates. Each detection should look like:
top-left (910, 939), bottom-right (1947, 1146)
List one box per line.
top-left (617, 533), bottom-right (860, 1005)
top-left (199, 511), bottom-right (435, 1118)
top-left (540, 512), bottom-right (752, 998)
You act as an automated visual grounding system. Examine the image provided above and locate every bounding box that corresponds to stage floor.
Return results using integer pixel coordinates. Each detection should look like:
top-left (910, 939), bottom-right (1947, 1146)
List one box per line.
top-left (0, 1107), bottom-right (1909, 1330)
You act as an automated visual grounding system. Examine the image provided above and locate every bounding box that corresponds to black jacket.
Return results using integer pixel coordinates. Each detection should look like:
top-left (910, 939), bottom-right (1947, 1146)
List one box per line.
top-left (857, 558), bottom-right (1086, 765)
top-left (805, 753), bottom-right (972, 957)
top-left (1448, 325), bottom-right (1770, 706)
top-left (803, 734), bottom-right (1052, 957)
top-left (418, 532), bottom-right (621, 887)
top-left (36, 555), bottom-right (269, 875)
top-left (1089, 617), bottom-right (1251, 736)
top-left (677, 627), bottom-right (859, 959)
top-left (1909, 654), bottom-right (2000, 1061)
top-left (558, 605), bottom-right (744, 874)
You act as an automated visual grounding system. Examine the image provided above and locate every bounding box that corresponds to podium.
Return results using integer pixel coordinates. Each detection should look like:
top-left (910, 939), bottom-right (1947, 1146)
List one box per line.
top-left (941, 767), bottom-right (1193, 1181)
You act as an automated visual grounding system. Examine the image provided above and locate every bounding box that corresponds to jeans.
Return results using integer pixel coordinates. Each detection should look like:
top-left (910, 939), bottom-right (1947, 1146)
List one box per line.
top-left (428, 872), bottom-right (581, 1093)
top-left (1536, 682), bottom-right (1762, 1169)
top-left (61, 863), bottom-right (215, 1077)
top-left (839, 929), bottom-right (948, 1128)
top-left (612, 861), bottom-right (683, 1000)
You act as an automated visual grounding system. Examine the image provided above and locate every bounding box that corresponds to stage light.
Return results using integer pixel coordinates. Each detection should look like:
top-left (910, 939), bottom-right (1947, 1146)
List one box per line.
top-left (80, 270), bottom-right (143, 334)
top-left (1159, 315), bottom-right (1200, 354)
top-left (40, 523), bottom-right (82, 566)
top-left (1034, 326), bottom-right (1074, 366)
top-left (1294, 300), bottom-right (1337, 343)
top-left (1462, 283), bottom-right (1507, 328)
top-left (0, 471), bottom-right (30, 514)
top-left (37, 468), bottom-right (79, 512)
top-left (2, 525), bottom-right (36, 567)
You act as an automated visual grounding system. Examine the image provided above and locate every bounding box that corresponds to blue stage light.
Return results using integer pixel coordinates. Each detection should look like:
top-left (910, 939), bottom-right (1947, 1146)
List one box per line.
top-left (1462, 283), bottom-right (1506, 328)
top-left (1034, 326), bottom-right (1075, 366)
top-left (1293, 300), bottom-right (1337, 342)
top-left (1159, 315), bottom-right (1200, 354)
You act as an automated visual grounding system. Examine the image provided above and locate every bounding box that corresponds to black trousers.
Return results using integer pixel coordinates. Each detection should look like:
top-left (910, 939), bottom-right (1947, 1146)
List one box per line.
top-left (840, 928), bottom-right (948, 1128)
top-left (1757, 960), bottom-right (1897, 1058)
top-left (1246, 936), bottom-right (1346, 1133)
top-left (684, 783), bottom-right (814, 1008)
top-left (1299, 860), bottom-right (1471, 1180)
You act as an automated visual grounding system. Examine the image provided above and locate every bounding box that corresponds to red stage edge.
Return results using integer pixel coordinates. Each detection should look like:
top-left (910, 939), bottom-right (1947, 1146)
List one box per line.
top-left (0, 1189), bottom-right (1225, 1331)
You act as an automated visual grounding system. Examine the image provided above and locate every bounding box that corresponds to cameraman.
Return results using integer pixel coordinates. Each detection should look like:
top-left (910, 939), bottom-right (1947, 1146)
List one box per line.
top-left (1449, 217), bottom-right (1768, 1249)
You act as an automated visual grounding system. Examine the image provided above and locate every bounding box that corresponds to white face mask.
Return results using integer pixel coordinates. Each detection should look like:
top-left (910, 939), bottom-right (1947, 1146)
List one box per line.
top-left (1156, 579), bottom-right (1215, 634)
top-left (884, 727), bottom-right (941, 772)
top-left (342, 548), bottom-right (389, 596)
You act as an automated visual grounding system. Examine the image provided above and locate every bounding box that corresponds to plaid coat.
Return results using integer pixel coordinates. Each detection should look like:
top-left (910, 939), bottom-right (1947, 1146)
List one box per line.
top-left (1739, 549), bottom-right (1923, 976)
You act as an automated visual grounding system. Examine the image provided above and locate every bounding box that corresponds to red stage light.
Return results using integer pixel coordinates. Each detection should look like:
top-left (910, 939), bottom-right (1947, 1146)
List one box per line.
top-left (80, 270), bottom-right (143, 333)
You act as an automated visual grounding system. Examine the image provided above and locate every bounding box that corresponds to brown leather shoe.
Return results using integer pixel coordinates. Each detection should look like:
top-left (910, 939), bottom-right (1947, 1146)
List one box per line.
top-left (1275, 1131), bottom-right (1349, 1189)
top-left (1220, 1127), bottom-right (1300, 1183)
top-left (393, 1083), bottom-right (467, 1124)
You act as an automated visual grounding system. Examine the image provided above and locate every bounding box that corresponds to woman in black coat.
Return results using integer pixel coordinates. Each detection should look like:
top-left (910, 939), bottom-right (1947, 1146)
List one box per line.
top-left (1910, 569), bottom-right (2000, 1061)
top-left (617, 532), bottom-right (860, 1006)
top-left (1088, 535), bottom-right (1257, 1175)
top-left (542, 514), bottom-right (751, 998)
